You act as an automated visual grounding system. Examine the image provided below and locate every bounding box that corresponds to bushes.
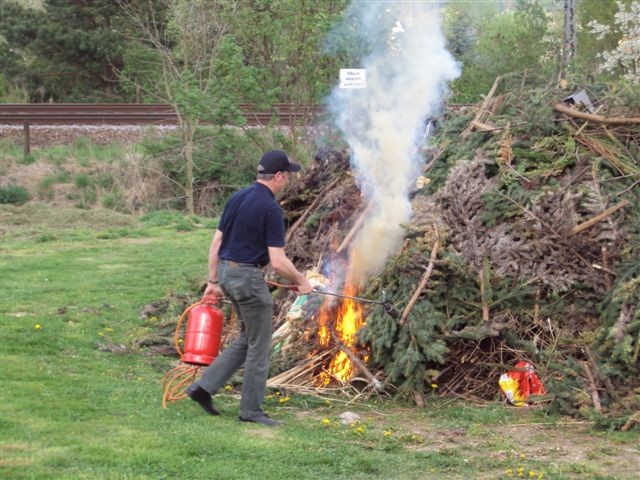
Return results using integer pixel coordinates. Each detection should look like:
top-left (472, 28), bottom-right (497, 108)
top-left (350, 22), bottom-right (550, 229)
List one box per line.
top-left (0, 185), bottom-right (30, 205)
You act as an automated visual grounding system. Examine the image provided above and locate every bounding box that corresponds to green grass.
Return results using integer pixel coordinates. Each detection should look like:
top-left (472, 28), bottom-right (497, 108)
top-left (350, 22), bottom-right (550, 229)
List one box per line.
top-left (1, 205), bottom-right (638, 479)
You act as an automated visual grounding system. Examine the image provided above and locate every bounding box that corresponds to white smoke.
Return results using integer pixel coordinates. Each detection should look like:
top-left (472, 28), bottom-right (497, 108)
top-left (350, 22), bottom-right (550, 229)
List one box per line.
top-left (326, 1), bottom-right (460, 286)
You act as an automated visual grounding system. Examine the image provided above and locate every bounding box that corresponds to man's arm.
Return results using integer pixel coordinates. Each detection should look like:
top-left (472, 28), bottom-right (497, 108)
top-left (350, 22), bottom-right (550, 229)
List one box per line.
top-left (203, 229), bottom-right (224, 299)
top-left (268, 247), bottom-right (313, 294)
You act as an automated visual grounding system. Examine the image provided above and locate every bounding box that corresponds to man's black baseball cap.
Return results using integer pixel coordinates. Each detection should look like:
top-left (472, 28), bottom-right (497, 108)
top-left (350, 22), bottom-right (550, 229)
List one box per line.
top-left (258, 150), bottom-right (302, 174)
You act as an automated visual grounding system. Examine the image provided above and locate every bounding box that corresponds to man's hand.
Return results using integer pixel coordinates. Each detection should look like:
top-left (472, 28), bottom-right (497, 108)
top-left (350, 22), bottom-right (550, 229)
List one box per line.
top-left (203, 283), bottom-right (224, 300)
top-left (295, 278), bottom-right (313, 295)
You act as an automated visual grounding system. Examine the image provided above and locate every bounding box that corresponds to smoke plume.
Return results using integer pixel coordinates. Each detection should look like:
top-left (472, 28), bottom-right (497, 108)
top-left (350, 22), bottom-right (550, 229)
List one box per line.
top-left (326, 1), bottom-right (460, 286)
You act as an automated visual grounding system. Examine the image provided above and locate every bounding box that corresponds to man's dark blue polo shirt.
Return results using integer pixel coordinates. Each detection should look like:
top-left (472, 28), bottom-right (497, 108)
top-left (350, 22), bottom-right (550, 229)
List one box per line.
top-left (217, 182), bottom-right (285, 267)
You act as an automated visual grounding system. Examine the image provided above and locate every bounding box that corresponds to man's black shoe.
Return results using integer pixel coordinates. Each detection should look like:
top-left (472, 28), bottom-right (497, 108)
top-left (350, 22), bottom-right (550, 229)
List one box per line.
top-left (186, 384), bottom-right (219, 416)
top-left (238, 414), bottom-right (282, 427)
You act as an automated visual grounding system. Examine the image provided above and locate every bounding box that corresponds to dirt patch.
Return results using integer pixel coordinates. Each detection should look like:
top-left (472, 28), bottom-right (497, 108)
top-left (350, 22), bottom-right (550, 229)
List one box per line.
top-left (295, 406), bottom-right (639, 478)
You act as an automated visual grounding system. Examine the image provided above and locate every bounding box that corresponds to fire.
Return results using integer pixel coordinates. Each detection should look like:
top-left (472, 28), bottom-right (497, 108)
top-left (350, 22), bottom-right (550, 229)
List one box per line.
top-left (317, 283), bottom-right (365, 383)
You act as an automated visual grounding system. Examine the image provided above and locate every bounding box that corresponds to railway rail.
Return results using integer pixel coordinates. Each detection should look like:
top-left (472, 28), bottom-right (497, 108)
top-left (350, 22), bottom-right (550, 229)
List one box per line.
top-left (0, 103), bottom-right (323, 125)
top-left (0, 103), bottom-right (324, 154)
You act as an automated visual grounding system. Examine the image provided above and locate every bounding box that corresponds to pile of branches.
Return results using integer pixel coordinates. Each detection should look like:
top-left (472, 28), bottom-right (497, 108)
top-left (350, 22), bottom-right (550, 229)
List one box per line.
top-left (268, 77), bottom-right (639, 428)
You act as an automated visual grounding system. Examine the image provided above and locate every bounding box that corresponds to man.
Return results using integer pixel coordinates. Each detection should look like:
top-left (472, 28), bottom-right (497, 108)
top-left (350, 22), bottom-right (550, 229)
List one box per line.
top-left (186, 150), bottom-right (313, 427)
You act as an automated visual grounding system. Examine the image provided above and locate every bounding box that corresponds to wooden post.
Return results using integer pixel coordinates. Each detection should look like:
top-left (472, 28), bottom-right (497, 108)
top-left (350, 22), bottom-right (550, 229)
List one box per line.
top-left (23, 121), bottom-right (31, 158)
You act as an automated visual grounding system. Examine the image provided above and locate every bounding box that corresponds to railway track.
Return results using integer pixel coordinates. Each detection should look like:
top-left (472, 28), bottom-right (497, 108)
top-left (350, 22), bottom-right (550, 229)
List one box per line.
top-left (0, 103), bottom-right (324, 126)
top-left (0, 103), bottom-right (325, 154)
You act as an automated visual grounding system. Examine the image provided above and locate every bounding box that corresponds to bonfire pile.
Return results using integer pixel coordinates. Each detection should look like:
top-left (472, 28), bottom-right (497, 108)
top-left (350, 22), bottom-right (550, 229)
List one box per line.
top-left (263, 78), bottom-right (639, 427)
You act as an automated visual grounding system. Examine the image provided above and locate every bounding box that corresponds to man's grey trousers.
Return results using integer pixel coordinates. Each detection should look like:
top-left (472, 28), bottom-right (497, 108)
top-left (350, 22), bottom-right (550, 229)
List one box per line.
top-left (196, 260), bottom-right (273, 420)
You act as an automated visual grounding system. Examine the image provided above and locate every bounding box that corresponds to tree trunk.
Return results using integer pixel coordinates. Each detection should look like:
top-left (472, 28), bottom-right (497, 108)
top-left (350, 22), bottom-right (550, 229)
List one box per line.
top-left (560, 0), bottom-right (577, 81)
top-left (181, 121), bottom-right (196, 215)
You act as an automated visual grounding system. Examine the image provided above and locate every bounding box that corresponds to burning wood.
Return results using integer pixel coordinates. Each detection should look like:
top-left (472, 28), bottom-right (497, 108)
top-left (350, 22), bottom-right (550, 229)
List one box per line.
top-left (268, 275), bottom-right (383, 394)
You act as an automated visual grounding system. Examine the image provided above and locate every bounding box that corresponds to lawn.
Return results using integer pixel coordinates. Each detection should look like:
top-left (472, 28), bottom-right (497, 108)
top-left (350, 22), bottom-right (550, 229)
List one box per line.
top-left (1, 204), bottom-right (637, 480)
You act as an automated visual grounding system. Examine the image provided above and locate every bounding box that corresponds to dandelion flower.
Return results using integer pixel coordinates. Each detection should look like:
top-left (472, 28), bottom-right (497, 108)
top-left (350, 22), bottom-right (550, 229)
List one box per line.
top-left (224, 385), bottom-right (233, 392)
top-left (529, 472), bottom-right (536, 477)
top-left (35, 324), bottom-right (41, 330)
top-left (278, 397), bottom-right (290, 404)
top-left (431, 383), bottom-right (438, 389)
top-left (383, 430), bottom-right (392, 437)
top-left (321, 418), bottom-right (331, 425)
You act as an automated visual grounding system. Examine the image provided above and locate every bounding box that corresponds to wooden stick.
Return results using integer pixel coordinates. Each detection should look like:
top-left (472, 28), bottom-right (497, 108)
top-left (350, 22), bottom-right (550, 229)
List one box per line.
top-left (337, 205), bottom-right (370, 253)
top-left (330, 330), bottom-right (383, 392)
top-left (582, 361), bottom-right (602, 413)
top-left (621, 411), bottom-right (640, 432)
top-left (570, 200), bottom-right (630, 235)
top-left (461, 75), bottom-right (502, 138)
top-left (553, 102), bottom-right (640, 125)
top-left (479, 268), bottom-right (490, 322)
top-left (286, 177), bottom-right (341, 243)
top-left (399, 224), bottom-right (440, 326)
top-left (574, 105), bottom-right (604, 135)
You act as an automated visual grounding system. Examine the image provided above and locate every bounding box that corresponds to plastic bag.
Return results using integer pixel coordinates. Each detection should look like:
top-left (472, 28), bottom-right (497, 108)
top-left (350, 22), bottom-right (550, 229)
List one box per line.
top-left (499, 361), bottom-right (546, 407)
top-left (286, 270), bottom-right (330, 322)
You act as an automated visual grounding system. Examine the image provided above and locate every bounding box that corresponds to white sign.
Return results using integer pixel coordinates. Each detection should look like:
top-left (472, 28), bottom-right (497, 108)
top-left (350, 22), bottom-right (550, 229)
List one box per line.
top-left (339, 69), bottom-right (366, 89)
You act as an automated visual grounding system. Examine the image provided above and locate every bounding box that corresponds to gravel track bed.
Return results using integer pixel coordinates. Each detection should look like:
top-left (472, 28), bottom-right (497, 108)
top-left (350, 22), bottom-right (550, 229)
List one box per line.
top-left (0, 124), bottom-right (178, 148)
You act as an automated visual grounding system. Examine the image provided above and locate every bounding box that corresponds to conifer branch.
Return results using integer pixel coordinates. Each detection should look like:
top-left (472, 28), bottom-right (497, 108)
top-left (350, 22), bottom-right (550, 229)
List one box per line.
top-left (399, 224), bottom-right (440, 327)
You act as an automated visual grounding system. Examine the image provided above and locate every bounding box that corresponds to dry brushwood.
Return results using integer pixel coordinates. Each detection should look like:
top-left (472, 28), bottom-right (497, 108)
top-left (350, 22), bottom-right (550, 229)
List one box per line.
top-left (553, 102), bottom-right (640, 125)
top-left (437, 154), bottom-right (627, 296)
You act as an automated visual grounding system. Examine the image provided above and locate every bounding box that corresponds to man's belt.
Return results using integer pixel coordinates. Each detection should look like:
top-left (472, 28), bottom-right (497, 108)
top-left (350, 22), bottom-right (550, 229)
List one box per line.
top-left (222, 259), bottom-right (263, 268)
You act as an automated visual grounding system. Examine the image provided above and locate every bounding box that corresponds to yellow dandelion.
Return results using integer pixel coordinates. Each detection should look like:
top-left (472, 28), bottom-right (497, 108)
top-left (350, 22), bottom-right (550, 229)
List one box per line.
top-left (529, 472), bottom-right (536, 478)
top-left (520, 453), bottom-right (526, 459)
top-left (35, 324), bottom-right (41, 330)
top-left (105, 327), bottom-right (113, 332)
top-left (383, 430), bottom-right (392, 437)
top-left (538, 474), bottom-right (544, 479)
top-left (505, 469), bottom-right (513, 477)
top-left (321, 418), bottom-right (331, 425)
top-left (431, 383), bottom-right (438, 389)
top-left (278, 397), bottom-right (290, 404)
top-left (224, 385), bottom-right (233, 392)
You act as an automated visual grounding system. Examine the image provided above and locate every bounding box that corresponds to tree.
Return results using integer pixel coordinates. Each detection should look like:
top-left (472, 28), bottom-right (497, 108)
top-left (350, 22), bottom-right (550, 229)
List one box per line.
top-left (120, 0), bottom-right (266, 214)
top-left (588, 0), bottom-right (639, 84)
top-left (559, 0), bottom-right (577, 82)
top-left (0, 0), bottom-right (132, 101)
top-left (573, 0), bottom-right (631, 79)
top-left (229, 0), bottom-right (348, 104)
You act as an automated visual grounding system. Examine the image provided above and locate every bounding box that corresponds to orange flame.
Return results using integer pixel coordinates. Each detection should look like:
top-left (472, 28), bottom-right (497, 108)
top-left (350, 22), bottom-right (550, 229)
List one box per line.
top-left (317, 283), bottom-right (365, 383)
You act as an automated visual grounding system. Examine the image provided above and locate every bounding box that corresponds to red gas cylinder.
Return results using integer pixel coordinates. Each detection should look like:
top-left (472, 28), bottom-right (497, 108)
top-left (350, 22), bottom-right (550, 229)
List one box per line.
top-left (182, 299), bottom-right (224, 366)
